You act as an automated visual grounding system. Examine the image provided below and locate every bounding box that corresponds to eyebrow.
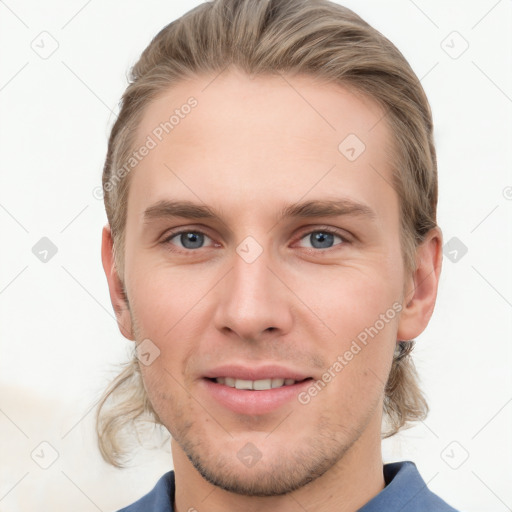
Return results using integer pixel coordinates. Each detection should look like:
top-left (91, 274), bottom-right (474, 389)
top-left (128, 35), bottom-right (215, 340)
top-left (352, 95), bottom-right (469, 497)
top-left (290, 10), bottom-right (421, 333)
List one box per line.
top-left (143, 198), bottom-right (376, 225)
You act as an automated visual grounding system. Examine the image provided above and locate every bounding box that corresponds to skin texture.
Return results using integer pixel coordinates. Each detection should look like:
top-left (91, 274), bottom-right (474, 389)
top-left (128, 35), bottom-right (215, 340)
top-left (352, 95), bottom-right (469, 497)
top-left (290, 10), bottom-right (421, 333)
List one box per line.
top-left (102, 68), bottom-right (442, 512)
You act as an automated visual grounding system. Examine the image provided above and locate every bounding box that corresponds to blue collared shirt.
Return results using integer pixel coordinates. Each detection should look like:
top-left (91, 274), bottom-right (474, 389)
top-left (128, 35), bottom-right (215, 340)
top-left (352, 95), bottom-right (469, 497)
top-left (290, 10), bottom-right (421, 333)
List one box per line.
top-left (117, 460), bottom-right (460, 511)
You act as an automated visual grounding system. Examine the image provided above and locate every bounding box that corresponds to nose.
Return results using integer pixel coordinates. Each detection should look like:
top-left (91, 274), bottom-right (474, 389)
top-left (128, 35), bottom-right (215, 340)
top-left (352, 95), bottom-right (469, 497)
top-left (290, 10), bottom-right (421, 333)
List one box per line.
top-left (213, 241), bottom-right (293, 342)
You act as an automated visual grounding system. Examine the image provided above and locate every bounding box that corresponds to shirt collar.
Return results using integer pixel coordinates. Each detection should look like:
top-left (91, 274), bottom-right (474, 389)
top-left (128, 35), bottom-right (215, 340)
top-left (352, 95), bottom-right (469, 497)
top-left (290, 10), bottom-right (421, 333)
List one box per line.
top-left (358, 460), bottom-right (457, 511)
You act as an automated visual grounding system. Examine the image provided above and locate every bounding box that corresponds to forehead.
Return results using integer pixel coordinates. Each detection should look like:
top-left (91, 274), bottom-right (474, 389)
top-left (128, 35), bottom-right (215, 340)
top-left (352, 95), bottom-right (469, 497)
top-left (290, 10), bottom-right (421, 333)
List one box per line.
top-left (127, 69), bottom-right (397, 226)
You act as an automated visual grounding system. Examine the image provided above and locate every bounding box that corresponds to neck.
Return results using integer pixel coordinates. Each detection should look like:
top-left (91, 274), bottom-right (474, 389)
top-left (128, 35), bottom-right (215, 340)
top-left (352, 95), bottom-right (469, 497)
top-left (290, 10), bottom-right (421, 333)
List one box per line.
top-left (172, 416), bottom-right (385, 512)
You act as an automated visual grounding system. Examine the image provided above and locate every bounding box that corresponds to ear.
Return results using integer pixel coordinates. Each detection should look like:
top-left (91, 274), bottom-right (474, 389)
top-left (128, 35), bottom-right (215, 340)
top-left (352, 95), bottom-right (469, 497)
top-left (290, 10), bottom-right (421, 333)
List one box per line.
top-left (101, 224), bottom-right (134, 340)
top-left (397, 227), bottom-right (443, 341)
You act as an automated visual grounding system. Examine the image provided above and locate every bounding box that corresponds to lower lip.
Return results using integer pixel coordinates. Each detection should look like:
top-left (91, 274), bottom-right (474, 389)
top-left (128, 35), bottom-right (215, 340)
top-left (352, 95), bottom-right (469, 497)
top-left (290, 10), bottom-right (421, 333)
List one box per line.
top-left (201, 378), bottom-right (313, 415)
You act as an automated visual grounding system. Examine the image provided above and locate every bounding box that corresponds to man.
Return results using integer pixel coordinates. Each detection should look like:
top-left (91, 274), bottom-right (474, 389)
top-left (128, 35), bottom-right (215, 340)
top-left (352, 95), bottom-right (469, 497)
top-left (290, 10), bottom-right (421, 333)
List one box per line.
top-left (97, 0), bottom-right (460, 510)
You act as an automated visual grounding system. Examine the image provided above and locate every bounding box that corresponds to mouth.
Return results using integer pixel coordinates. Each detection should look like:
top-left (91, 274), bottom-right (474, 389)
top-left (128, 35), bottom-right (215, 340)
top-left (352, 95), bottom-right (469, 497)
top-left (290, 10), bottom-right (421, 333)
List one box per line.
top-left (207, 376), bottom-right (313, 390)
top-left (202, 375), bottom-right (315, 415)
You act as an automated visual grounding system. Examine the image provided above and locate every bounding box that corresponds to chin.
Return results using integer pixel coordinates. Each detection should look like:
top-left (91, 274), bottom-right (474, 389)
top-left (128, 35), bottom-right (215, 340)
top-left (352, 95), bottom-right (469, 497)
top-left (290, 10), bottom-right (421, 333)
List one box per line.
top-left (177, 430), bottom-right (351, 497)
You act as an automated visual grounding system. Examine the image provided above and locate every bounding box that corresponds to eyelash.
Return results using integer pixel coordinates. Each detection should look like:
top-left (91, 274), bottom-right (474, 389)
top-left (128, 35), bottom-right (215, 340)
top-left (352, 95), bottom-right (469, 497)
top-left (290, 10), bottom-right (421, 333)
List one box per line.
top-left (160, 226), bottom-right (350, 254)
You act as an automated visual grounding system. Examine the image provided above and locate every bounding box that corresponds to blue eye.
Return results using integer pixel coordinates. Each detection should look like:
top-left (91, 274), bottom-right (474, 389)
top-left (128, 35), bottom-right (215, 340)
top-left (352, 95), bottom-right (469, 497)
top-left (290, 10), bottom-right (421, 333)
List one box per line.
top-left (163, 231), bottom-right (213, 250)
top-left (161, 227), bottom-right (347, 253)
top-left (298, 230), bottom-right (344, 250)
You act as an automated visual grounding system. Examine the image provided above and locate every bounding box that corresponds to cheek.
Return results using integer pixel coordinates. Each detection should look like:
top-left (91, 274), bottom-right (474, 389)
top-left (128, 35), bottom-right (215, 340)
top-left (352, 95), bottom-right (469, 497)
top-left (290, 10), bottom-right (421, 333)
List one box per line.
top-left (139, 361), bottom-right (185, 429)
top-left (128, 261), bottom-right (207, 340)
top-left (292, 264), bottom-right (400, 392)
top-left (293, 263), bottom-right (402, 338)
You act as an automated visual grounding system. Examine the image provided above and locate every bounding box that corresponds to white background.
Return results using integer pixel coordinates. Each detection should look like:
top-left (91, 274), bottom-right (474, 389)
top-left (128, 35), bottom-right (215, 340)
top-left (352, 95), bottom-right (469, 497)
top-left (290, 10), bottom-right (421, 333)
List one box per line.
top-left (0, 0), bottom-right (511, 511)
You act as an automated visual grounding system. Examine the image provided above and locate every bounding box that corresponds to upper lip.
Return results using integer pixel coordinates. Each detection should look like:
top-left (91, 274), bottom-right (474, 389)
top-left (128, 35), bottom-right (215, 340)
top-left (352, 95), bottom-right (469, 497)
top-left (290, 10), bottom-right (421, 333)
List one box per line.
top-left (202, 364), bottom-right (313, 381)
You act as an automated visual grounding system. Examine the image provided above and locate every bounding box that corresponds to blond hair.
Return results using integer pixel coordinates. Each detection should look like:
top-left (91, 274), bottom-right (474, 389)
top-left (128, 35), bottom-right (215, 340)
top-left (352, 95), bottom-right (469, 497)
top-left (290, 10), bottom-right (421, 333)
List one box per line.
top-left (98, 0), bottom-right (435, 467)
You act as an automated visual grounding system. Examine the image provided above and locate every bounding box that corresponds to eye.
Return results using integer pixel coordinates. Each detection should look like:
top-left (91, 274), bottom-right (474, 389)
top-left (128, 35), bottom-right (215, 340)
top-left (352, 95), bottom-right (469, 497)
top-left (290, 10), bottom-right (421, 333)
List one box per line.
top-left (296, 228), bottom-right (347, 250)
top-left (162, 230), bottom-right (214, 251)
top-left (160, 226), bottom-right (349, 253)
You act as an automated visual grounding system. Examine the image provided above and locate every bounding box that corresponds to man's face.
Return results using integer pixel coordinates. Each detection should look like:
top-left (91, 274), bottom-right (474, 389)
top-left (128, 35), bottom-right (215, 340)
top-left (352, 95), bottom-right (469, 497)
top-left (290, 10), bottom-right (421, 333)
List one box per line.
top-left (120, 69), bottom-right (408, 495)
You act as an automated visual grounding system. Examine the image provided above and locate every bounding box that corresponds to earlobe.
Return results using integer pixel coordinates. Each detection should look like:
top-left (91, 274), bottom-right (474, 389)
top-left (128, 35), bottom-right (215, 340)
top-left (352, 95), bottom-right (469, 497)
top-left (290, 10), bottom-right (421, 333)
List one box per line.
top-left (101, 224), bottom-right (134, 340)
top-left (397, 227), bottom-right (443, 342)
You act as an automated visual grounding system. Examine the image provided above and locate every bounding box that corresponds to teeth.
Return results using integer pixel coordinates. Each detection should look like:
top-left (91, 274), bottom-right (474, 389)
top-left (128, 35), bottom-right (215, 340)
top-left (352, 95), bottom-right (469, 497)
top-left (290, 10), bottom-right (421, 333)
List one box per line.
top-left (271, 378), bottom-right (284, 388)
top-left (215, 377), bottom-right (297, 390)
top-left (235, 379), bottom-right (253, 390)
top-left (253, 379), bottom-right (272, 390)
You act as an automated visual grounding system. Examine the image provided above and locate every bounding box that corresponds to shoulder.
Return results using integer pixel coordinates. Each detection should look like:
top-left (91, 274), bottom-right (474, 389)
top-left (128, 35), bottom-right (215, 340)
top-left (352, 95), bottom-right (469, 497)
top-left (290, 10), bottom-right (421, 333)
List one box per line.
top-left (116, 471), bottom-right (175, 512)
top-left (359, 461), bottom-right (461, 512)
